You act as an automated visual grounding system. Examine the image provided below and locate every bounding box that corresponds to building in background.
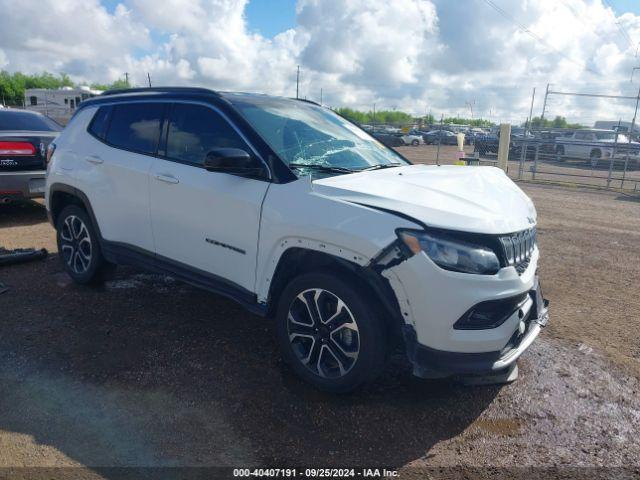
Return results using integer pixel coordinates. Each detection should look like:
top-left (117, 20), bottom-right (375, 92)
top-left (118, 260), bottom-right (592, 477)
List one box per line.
top-left (24, 86), bottom-right (102, 125)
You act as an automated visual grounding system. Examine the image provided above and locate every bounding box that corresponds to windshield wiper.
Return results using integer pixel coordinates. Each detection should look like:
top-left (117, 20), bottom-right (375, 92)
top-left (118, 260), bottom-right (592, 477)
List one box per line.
top-left (360, 164), bottom-right (403, 171)
top-left (288, 163), bottom-right (357, 174)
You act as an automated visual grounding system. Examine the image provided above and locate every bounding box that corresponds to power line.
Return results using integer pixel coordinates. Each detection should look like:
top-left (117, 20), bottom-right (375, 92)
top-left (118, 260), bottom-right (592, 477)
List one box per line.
top-left (602, 0), bottom-right (634, 50)
top-left (479, 0), bottom-right (602, 76)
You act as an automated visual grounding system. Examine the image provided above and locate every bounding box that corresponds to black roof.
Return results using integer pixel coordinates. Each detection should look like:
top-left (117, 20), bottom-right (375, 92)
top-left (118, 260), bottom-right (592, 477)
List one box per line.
top-left (83, 87), bottom-right (321, 109)
top-left (100, 86), bottom-right (220, 97)
top-left (79, 87), bottom-right (224, 110)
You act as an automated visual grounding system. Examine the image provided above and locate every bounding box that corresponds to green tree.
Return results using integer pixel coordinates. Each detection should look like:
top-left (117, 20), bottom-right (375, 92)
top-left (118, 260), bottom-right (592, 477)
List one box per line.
top-left (0, 71), bottom-right (74, 105)
top-left (91, 78), bottom-right (131, 91)
top-left (442, 116), bottom-right (493, 127)
top-left (335, 107), bottom-right (416, 126)
top-left (528, 116), bottom-right (584, 129)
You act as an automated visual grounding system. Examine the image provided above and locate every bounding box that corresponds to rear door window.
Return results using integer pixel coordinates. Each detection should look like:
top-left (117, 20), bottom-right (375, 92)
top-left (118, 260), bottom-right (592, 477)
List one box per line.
top-left (105, 103), bottom-right (164, 155)
top-left (165, 104), bottom-right (249, 166)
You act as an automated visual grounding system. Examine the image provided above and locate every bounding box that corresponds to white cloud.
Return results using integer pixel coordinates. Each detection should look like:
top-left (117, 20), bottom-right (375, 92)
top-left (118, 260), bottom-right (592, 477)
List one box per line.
top-left (1, 0), bottom-right (640, 124)
top-left (0, 0), bottom-right (150, 79)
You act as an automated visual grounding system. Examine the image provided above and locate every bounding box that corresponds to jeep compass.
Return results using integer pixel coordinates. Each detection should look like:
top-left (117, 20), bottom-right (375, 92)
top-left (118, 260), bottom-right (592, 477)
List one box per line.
top-left (46, 87), bottom-right (548, 392)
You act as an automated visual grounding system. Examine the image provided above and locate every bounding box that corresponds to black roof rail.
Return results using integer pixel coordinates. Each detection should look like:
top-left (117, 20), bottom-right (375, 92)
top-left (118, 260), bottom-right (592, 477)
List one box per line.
top-left (292, 97), bottom-right (322, 107)
top-left (100, 87), bottom-right (220, 97)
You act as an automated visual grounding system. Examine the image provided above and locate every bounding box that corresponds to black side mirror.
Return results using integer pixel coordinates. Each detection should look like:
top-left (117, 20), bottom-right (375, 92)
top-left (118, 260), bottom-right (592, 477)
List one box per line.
top-left (203, 148), bottom-right (265, 178)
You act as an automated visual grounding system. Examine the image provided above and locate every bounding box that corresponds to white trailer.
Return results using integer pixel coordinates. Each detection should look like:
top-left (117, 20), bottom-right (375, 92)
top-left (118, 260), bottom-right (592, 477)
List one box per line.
top-left (24, 86), bottom-right (102, 125)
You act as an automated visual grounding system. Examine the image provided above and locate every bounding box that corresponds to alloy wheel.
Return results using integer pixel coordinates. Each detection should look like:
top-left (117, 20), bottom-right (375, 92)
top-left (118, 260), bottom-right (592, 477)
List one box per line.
top-left (60, 215), bottom-right (92, 274)
top-left (287, 288), bottom-right (360, 379)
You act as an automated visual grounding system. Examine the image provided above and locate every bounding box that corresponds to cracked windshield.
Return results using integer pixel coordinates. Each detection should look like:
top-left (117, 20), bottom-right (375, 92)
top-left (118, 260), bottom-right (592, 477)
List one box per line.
top-left (231, 96), bottom-right (408, 177)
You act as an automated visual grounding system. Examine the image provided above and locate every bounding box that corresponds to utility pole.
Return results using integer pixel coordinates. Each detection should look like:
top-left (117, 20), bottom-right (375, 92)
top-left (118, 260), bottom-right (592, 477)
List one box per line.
top-left (540, 83), bottom-right (550, 121)
top-left (124, 72), bottom-right (129, 86)
top-left (320, 88), bottom-right (323, 105)
top-left (373, 103), bottom-right (376, 126)
top-left (296, 65), bottom-right (300, 99)
top-left (526, 87), bottom-right (536, 134)
top-left (629, 81), bottom-right (640, 148)
top-left (147, 73), bottom-right (152, 88)
top-left (465, 100), bottom-right (475, 120)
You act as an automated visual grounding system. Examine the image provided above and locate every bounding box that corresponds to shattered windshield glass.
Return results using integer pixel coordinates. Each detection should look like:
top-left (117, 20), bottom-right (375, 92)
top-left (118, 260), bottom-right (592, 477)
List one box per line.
top-left (228, 95), bottom-right (409, 176)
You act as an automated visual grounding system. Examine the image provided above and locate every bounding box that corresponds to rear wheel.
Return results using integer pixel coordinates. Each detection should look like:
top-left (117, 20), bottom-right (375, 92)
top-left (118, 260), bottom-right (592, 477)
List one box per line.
top-left (275, 271), bottom-right (387, 393)
top-left (556, 145), bottom-right (565, 160)
top-left (589, 149), bottom-right (601, 167)
top-left (411, 139), bottom-right (419, 146)
top-left (56, 205), bottom-right (107, 284)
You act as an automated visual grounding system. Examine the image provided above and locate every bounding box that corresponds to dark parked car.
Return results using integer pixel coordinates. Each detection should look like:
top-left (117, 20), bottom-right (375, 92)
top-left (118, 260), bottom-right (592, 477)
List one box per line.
top-left (474, 128), bottom-right (536, 159)
top-left (0, 109), bottom-right (61, 202)
top-left (423, 130), bottom-right (458, 145)
top-left (372, 132), bottom-right (404, 147)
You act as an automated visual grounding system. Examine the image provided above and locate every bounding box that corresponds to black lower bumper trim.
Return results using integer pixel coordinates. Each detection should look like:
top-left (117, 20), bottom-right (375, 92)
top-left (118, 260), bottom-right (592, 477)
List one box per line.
top-left (404, 326), bottom-right (504, 376)
top-left (404, 282), bottom-right (548, 377)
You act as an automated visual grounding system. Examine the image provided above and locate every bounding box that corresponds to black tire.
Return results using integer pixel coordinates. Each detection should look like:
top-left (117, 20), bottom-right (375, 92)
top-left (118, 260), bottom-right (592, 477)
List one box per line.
top-left (589, 149), bottom-right (601, 167)
top-left (556, 145), bottom-right (565, 160)
top-left (56, 204), bottom-right (107, 284)
top-left (275, 271), bottom-right (387, 393)
top-left (411, 139), bottom-right (419, 146)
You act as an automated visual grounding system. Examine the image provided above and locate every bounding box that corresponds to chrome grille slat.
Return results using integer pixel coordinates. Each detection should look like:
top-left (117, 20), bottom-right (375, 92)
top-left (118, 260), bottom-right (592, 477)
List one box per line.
top-left (499, 227), bottom-right (536, 276)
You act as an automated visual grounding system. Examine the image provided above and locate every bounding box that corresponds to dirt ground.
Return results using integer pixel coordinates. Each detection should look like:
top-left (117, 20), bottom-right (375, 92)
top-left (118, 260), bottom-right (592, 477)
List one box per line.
top-left (0, 177), bottom-right (639, 478)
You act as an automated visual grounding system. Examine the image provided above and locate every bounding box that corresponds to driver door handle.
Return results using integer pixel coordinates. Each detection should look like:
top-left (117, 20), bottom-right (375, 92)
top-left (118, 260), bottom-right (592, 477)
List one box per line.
top-left (155, 174), bottom-right (179, 184)
top-left (85, 155), bottom-right (103, 165)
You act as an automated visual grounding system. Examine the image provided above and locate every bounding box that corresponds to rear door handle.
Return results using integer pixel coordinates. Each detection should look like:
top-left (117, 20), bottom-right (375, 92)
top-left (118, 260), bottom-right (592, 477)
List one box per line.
top-left (155, 174), bottom-right (179, 184)
top-left (85, 155), bottom-right (103, 165)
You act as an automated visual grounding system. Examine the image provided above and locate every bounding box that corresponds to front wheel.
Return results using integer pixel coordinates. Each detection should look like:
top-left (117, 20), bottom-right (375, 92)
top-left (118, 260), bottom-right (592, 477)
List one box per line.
top-left (411, 139), bottom-right (419, 146)
top-left (275, 271), bottom-right (387, 393)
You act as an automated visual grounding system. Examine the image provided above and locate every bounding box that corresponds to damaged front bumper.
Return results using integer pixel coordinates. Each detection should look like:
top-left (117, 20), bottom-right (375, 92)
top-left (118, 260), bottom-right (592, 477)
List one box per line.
top-left (403, 280), bottom-right (549, 379)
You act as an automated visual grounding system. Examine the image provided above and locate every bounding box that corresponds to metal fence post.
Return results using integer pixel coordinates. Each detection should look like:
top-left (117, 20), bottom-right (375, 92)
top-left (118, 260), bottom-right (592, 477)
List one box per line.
top-left (497, 123), bottom-right (511, 172)
top-left (518, 138), bottom-right (527, 180)
top-left (435, 115), bottom-right (443, 166)
top-left (533, 144), bottom-right (539, 180)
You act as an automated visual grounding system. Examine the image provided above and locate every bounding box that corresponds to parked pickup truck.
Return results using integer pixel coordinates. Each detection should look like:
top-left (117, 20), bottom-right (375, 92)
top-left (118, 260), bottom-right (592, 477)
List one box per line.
top-left (555, 129), bottom-right (640, 166)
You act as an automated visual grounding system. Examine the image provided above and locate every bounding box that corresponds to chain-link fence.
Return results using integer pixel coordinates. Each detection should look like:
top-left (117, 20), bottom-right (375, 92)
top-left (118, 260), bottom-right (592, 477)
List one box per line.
top-left (508, 88), bottom-right (640, 191)
top-left (502, 126), bottom-right (640, 192)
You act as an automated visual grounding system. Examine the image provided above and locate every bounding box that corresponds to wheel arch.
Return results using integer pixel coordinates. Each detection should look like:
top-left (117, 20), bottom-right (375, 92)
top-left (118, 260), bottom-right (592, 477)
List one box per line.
top-left (264, 246), bottom-right (406, 341)
top-left (49, 183), bottom-right (102, 239)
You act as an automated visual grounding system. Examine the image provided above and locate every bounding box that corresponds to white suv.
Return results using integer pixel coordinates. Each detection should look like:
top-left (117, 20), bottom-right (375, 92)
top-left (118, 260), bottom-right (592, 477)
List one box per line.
top-left (45, 88), bottom-right (548, 392)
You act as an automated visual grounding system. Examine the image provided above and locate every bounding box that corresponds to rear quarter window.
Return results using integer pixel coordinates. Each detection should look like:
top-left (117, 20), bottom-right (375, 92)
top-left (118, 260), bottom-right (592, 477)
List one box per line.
top-left (104, 103), bottom-right (164, 155)
top-left (87, 106), bottom-right (112, 140)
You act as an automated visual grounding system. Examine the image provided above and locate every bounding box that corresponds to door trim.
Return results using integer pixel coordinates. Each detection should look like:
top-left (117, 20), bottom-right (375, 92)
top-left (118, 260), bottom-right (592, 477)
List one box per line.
top-left (101, 240), bottom-right (267, 316)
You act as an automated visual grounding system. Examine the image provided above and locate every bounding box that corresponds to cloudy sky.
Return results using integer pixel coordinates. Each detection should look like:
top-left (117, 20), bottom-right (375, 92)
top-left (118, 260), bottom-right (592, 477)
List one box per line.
top-left (2, 0), bottom-right (640, 124)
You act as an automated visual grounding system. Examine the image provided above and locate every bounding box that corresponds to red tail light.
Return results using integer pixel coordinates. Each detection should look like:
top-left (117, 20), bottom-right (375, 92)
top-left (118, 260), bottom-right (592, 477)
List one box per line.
top-left (0, 141), bottom-right (36, 156)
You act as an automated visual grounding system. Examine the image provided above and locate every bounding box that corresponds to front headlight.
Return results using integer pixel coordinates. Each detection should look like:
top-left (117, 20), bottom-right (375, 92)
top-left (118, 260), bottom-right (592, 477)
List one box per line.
top-left (398, 229), bottom-right (500, 275)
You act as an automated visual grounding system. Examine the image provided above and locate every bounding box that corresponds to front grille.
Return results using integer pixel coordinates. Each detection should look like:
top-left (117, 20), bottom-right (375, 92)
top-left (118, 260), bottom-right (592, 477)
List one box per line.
top-left (498, 227), bottom-right (536, 275)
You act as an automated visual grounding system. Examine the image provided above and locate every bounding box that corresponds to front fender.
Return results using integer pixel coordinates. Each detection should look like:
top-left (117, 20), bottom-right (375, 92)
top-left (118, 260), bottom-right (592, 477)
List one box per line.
top-left (254, 178), bottom-right (420, 302)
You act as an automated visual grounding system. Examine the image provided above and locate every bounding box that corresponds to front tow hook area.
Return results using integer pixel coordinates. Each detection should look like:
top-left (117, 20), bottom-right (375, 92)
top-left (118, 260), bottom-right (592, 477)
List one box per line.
top-left (456, 363), bottom-right (520, 386)
top-left (535, 299), bottom-right (550, 327)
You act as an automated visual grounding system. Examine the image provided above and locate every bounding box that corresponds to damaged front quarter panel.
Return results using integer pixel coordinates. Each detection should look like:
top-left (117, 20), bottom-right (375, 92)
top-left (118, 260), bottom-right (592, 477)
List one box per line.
top-left (367, 237), bottom-right (419, 331)
top-left (367, 237), bottom-right (412, 272)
